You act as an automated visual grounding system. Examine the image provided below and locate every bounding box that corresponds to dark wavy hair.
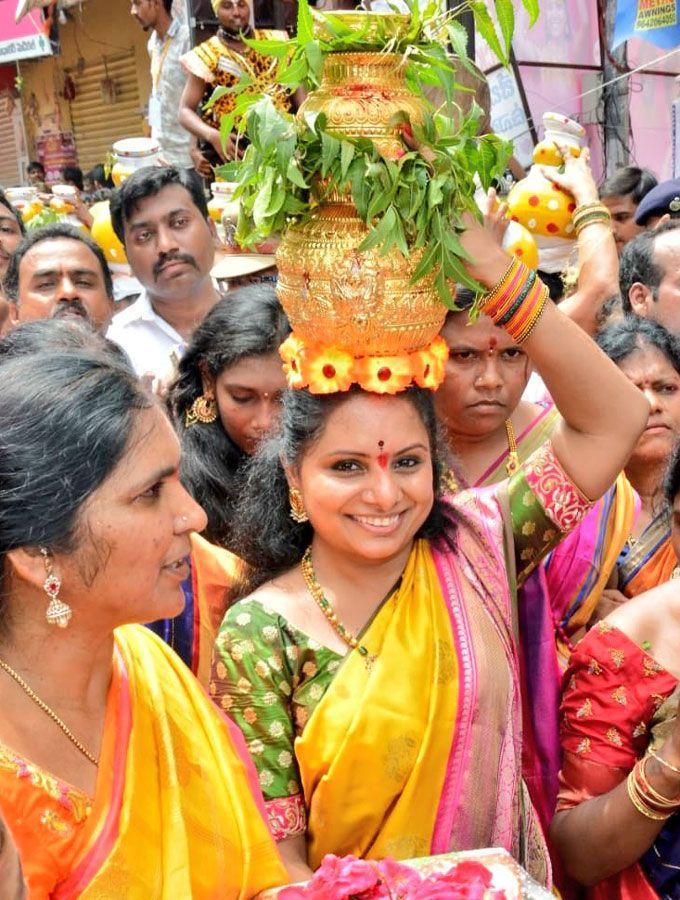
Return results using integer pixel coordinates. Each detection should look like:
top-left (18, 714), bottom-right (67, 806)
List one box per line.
top-left (232, 386), bottom-right (457, 594)
top-left (167, 285), bottom-right (290, 547)
top-left (0, 320), bottom-right (152, 624)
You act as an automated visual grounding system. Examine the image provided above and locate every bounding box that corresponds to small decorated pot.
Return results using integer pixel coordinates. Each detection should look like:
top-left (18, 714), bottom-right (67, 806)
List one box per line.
top-left (506, 113), bottom-right (585, 272)
top-left (111, 138), bottom-right (160, 186)
top-left (89, 200), bottom-right (128, 267)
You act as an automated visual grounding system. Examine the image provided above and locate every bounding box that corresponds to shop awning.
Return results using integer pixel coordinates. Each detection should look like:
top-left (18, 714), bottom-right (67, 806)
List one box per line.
top-left (0, 0), bottom-right (52, 61)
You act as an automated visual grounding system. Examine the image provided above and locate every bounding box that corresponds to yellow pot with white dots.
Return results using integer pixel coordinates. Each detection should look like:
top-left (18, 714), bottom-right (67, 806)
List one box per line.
top-left (506, 112), bottom-right (585, 271)
top-left (89, 201), bottom-right (128, 266)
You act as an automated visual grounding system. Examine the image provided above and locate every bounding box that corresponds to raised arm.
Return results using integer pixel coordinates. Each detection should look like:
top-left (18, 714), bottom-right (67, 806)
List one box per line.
top-left (460, 222), bottom-right (649, 501)
top-left (548, 150), bottom-right (621, 335)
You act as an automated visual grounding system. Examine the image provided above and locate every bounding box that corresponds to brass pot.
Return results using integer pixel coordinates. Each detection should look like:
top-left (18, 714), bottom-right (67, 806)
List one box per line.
top-left (276, 199), bottom-right (445, 356)
top-left (297, 52), bottom-right (425, 158)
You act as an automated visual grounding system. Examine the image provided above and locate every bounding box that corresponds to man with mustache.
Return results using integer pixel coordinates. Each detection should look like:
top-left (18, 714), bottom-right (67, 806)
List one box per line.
top-left (4, 223), bottom-right (114, 332)
top-left (108, 166), bottom-right (221, 381)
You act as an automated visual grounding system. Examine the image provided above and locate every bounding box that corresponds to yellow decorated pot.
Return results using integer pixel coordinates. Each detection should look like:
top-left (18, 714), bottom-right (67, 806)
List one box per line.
top-left (89, 200), bottom-right (127, 265)
top-left (506, 112), bottom-right (585, 243)
top-left (297, 52), bottom-right (425, 160)
top-left (502, 220), bottom-right (539, 270)
top-left (276, 198), bottom-right (445, 357)
top-left (111, 137), bottom-right (161, 187)
top-left (506, 169), bottom-right (576, 240)
top-left (533, 141), bottom-right (581, 168)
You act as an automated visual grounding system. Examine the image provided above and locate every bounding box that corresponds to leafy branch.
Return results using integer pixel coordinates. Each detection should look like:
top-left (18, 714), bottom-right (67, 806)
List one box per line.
top-left (232, 97), bottom-right (510, 307)
top-left (241, 0), bottom-right (540, 98)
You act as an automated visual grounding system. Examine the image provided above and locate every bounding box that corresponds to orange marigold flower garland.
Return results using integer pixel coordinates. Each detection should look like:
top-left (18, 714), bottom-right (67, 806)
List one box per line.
top-left (301, 345), bottom-right (355, 394)
top-left (279, 335), bottom-right (449, 394)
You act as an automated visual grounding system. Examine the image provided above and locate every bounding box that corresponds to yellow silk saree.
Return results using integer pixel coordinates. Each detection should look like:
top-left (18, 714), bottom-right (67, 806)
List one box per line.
top-left (51, 625), bottom-right (288, 898)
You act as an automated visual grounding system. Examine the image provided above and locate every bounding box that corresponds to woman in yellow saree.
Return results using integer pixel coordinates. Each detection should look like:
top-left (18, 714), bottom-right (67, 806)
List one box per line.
top-left (209, 218), bottom-right (649, 887)
top-left (0, 324), bottom-right (288, 898)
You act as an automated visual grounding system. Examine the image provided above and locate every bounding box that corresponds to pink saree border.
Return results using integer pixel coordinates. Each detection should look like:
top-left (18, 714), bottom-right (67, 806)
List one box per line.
top-left (53, 646), bottom-right (132, 898)
top-left (430, 544), bottom-right (477, 854)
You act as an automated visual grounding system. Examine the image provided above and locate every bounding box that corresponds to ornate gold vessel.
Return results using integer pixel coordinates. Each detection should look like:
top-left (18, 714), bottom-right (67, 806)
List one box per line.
top-left (277, 29), bottom-right (445, 360)
top-left (276, 199), bottom-right (445, 357)
top-left (297, 52), bottom-right (424, 159)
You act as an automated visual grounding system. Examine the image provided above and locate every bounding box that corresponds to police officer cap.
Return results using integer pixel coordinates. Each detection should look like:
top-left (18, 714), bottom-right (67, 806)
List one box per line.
top-left (634, 178), bottom-right (680, 226)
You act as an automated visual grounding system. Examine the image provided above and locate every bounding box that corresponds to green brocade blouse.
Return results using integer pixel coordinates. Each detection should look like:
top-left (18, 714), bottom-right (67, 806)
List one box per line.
top-left (209, 441), bottom-right (590, 840)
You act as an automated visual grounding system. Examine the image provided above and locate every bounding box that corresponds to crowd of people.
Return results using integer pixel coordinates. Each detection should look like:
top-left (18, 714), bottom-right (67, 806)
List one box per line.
top-left (3, 1), bottom-right (680, 898)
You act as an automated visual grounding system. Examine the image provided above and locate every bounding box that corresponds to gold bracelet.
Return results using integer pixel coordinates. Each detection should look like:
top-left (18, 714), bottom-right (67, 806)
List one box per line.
top-left (480, 257), bottom-right (520, 313)
top-left (627, 770), bottom-right (671, 821)
top-left (638, 756), bottom-right (680, 807)
top-left (573, 200), bottom-right (609, 215)
top-left (574, 216), bottom-right (612, 237)
top-left (648, 748), bottom-right (680, 777)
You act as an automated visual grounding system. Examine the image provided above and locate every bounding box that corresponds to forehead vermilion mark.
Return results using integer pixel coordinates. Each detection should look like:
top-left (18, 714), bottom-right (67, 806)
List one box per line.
top-left (488, 337), bottom-right (498, 352)
top-left (377, 440), bottom-right (388, 470)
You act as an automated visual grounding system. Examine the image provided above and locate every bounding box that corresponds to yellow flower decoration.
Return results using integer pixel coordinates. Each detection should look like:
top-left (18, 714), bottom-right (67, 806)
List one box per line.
top-left (410, 336), bottom-right (448, 389)
top-left (279, 334), bottom-right (308, 389)
top-left (302, 345), bottom-right (355, 394)
top-left (353, 354), bottom-right (413, 394)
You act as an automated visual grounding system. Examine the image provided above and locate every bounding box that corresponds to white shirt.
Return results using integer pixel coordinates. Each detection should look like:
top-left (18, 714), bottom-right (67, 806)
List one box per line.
top-left (148, 18), bottom-right (193, 168)
top-left (107, 290), bottom-right (186, 381)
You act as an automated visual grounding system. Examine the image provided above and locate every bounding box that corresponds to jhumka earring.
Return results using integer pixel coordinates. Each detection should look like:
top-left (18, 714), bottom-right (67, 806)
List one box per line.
top-left (40, 548), bottom-right (72, 628)
top-left (185, 392), bottom-right (218, 428)
top-left (289, 487), bottom-right (309, 523)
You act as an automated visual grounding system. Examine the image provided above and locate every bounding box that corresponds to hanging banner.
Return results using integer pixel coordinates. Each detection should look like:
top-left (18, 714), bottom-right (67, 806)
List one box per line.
top-left (0, 0), bottom-right (52, 61)
top-left (613, 0), bottom-right (680, 49)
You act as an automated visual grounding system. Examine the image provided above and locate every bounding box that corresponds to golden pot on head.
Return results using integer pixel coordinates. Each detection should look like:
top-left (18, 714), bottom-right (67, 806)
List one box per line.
top-left (297, 52), bottom-right (425, 159)
top-left (276, 198), bottom-right (446, 357)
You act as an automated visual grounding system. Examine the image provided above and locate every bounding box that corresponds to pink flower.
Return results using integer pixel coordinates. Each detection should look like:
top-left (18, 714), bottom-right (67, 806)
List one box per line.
top-left (412, 879), bottom-right (487, 900)
top-left (438, 861), bottom-right (493, 889)
top-left (376, 858), bottom-right (422, 896)
top-left (284, 855), bottom-right (382, 899)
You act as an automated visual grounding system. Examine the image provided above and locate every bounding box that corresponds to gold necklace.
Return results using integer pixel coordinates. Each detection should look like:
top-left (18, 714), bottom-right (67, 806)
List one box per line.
top-left (300, 547), bottom-right (370, 659)
top-left (0, 658), bottom-right (99, 766)
top-left (444, 418), bottom-right (520, 493)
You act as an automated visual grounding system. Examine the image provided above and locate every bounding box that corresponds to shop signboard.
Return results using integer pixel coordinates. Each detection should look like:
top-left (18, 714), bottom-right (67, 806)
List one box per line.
top-left (613, 0), bottom-right (680, 49)
top-left (0, 0), bottom-right (52, 61)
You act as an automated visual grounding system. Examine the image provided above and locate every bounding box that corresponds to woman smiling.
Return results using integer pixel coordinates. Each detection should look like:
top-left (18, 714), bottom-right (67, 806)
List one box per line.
top-left (209, 219), bottom-right (649, 885)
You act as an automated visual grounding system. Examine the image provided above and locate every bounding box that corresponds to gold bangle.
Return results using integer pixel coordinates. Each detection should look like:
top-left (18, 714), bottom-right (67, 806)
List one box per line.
top-left (638, 756), bottom-right (680, 807)
top-left (627, 770), bottom-right (671, 821)
top-left (515, 286), bottom-right (548, 344)
top-left (574, 217), bottom-right (612, 237)
top-left (648, 748), bottom-right (680, 777)
top-left (480, 257), bottom-right (521, 313)
top-left (573, 200), bottom-right (609, 215)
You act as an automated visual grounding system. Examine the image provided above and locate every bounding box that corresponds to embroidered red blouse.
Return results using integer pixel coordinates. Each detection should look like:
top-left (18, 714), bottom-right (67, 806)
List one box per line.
top-left (557, 621), bottom-right (679, 899)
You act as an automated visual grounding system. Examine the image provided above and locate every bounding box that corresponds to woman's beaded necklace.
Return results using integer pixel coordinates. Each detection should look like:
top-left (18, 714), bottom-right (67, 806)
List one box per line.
top-left (300, 547), bottom-right (369, 658)
top-left (0, 657), bottom-right (99, 766)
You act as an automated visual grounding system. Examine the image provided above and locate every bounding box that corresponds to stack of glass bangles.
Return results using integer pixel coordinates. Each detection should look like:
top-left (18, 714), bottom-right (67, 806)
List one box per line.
top-left (480, 257), bottom-right (548, 343)
top-left (572, 201), bottom-right (612, 236)
top-left (626, 753), bottom-right (680, 821)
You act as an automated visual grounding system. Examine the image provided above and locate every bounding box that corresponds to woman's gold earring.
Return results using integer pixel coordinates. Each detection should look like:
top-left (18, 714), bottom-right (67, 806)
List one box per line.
top-left (289, 487), bottom-right (308, 523)
top-left (41, 548), bottom-right (72, 628)
top-left (185, 393), bottom-right (218, 428)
